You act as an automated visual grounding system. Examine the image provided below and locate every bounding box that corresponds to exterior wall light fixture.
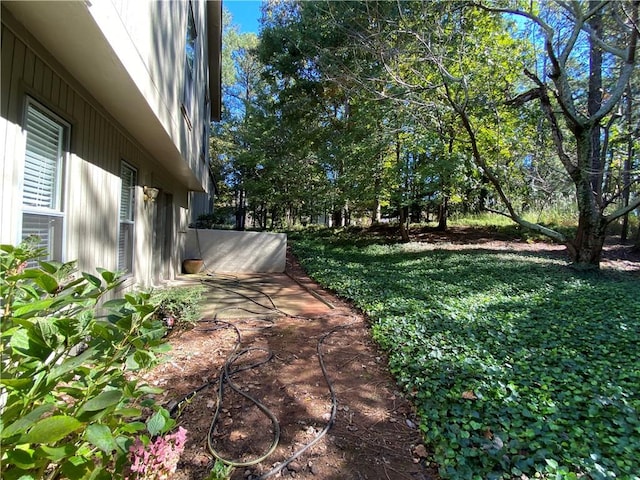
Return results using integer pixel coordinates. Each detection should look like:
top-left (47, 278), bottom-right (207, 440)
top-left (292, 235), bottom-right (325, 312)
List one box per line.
top-left (143, 186), bottom-right (160, 203)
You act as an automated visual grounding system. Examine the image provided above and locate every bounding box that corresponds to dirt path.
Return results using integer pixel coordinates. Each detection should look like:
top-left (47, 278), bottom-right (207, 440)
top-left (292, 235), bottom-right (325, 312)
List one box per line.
top-left (140, 252), bottom-right (435, 480)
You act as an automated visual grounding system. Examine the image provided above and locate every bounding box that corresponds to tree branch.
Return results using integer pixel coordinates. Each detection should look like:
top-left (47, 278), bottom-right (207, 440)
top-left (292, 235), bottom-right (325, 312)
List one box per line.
top-left (506, 87), bottom-right (542, 107)
top-left (556, 1), bottom-right (584, 67)
top-left (485, 207), bottom-right (568, 242)
top-left (605, 196), bottom-right (640, 223)
top-left (592, 2), bottom-right (639, 124)
top-left (445, 81), bottom-right (568, 244)
top-left (470, 2), bottom-right (554, 36)
top-left (522, 69), bottom-right (579, 178)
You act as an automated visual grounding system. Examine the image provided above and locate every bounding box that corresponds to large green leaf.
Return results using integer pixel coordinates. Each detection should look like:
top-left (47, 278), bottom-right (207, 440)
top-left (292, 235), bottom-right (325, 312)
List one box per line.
top-left (1, 404), bottom-right (55, 439)
top-left (9, 328), bottom-right (51, 360)
top-left (146, 409), bottom-right (175, 437)
top-left (22, 415), bottom-right (83, 444)
top-left (145, 410), bottom-right (167, 437)
top-left (85, 424), bottom-right (117, 453)
top-left (31, 318), bottom-right (63, 349)
top-left (16, 269), bottom-right (59, 293)
top-left (3, 446), bottom-right (36, 469)
top-left (36, 444), bottom-right (76, 462)
top-left (12, 298), bottom-right (55, 318)
top-left (0, 378), bottom-right (34, 389)
top-left (80, 390), bottom-right (122, 412)
top-left (48, 346), bottom-right (97, 381)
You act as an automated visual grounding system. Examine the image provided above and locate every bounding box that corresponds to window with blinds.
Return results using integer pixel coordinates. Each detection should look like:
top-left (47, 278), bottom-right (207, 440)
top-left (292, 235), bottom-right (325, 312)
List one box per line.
top-left (118, 162), bottom-right (136, 274)
top-left (21, 100), bottom-right (67, 260)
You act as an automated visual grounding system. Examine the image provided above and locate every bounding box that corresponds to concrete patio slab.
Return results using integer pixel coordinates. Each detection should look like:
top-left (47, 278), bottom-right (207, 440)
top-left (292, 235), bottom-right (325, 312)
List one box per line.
top-left (171, 272), bottom-right (334, 319)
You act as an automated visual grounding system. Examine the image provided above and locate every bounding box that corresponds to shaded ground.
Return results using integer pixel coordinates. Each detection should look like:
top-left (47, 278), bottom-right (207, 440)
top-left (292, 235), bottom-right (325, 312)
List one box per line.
top-left (139, 227), bottom-right (638, 480)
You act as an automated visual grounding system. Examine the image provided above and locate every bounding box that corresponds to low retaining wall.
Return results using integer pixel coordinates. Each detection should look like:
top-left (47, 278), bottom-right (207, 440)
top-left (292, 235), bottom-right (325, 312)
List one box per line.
top-left (184, 229), bottom-right (287, 273)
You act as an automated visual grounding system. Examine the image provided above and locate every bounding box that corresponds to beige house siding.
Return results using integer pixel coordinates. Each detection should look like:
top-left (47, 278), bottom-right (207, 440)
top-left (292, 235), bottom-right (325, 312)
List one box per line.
top-left (0, 1), bottom-right (219, 288)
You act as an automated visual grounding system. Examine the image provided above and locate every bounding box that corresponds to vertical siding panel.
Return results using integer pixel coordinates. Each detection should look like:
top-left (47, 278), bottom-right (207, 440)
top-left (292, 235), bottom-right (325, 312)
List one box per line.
top-left (60, 80), bottom-right (74, 120)
top-left (50, 71), bottom-right (60, 107)
top-left (22, 48), bottom-right (35, 88)
top-left (41, 63), bottom-right (53, 102)
top-left (76, 101), bottom-right (88, 268)
top-left (109, 125), bottom-right (118, 269)
top-left (11, 40), bottom-right (26, 118)
top-left (61, 79), bottom-right (72, 261)
top-left (1, 32), bottom-right (26, 245)
top-left (67, 92), bottom-right (85, 262)
top-left (33, 57), bottom-right (46, 96)
top-left (94, 114), bottom-right (102, 167)
top-left (82, 103), bottom-right (96, 269)
top-left (32, 55), bottom-right (44, 93)
top-left (90, 108), bottom-right (100, 269)
top-left (1, 27), bottom-right (15, 116)
top-left (82, 101), bottom-right (92, 161)
top-left (0, 28), bottom-right (16, 243)
top-left (94, 113), bottom-right (104, 269)
top-left (7, 36), bottom-right (25, 125)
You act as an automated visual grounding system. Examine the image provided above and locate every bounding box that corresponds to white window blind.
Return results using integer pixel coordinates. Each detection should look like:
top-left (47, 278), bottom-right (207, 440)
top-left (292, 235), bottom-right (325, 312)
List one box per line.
top-left (118, 223), bottom-right (134, 273)
top-left (120, 164), bottom-right (136, 222)
top-left (118, 163), bottom-right (136, 273)
top-left (22, 101), bottom-right (67, 261)
top-left (23, 105), bottom-right (63, 209)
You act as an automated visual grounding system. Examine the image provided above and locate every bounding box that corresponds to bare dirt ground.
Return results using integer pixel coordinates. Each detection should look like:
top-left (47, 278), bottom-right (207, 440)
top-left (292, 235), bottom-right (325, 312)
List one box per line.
top-left (139, 228), bottom-right (638, 480)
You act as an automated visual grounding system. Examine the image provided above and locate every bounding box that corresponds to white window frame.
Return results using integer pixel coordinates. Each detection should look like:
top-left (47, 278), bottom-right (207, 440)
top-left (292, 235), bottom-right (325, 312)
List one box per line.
top-left (21, 98), bottom-right (69, 261)
top-left (118, 161), bottom-right (137, 275)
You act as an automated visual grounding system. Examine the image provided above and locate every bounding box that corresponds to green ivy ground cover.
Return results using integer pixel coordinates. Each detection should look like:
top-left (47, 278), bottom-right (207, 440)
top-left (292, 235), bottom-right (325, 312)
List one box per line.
top-left (290, 234), bottom-right (640, 480)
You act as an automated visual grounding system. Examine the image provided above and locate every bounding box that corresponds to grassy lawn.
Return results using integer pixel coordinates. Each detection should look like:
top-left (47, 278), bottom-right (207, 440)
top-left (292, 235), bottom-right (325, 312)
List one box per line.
top-left (290, 230), bottom-right (640, 480)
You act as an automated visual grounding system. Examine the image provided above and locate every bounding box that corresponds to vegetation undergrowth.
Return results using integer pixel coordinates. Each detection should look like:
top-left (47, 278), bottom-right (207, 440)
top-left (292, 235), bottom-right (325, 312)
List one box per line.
top-left (151, 285), bottom-right (205, 331)
top-left (289, 229), bottom-right (640, 480)
top-left (1, 239), bottom-right (182, 479)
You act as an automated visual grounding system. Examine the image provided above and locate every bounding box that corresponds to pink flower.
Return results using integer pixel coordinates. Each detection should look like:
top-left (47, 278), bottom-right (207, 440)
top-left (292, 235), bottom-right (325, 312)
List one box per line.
top-left (125, 428), bottom-right (188, 479)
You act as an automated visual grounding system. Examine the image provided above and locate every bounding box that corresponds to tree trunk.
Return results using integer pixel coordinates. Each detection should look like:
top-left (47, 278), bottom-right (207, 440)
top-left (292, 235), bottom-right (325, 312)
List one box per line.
top-left (559, 2), bottom-right (607, 267)
top-left (270, 206), bottom-right (279, 229)
top-left (399, 205), bottom-right (410, 242)
top-left (437, 195), bottom-right (449, 231)
top-left (235, 189), bottom-right (246, 231)
top-left (332, 208), bottom-right (343, 228)
top-left (410, 203), bottom-right (421, 223)
top-left (567, 211), bottom-right (607, 266)
top-left (372, 153), bottom-right (383, 225)
top-left (372, 198), bottom-right (382, 225)
top-left (262, 204), bottom-right (268, 230)
top-left (568, 131), bottom-right (607, 267)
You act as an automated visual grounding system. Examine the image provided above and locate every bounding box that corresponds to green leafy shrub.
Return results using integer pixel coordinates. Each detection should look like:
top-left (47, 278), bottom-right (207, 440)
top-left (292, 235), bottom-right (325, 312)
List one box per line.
top-left (0, 239), bottom-right (176, 479)
top-left (150, 285), bottom-right (205, 330)
top-left (291, 234), bottom-right (640, 479)
top-left (193, 208), bottom-right (235, 229)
